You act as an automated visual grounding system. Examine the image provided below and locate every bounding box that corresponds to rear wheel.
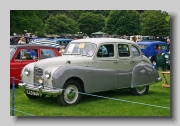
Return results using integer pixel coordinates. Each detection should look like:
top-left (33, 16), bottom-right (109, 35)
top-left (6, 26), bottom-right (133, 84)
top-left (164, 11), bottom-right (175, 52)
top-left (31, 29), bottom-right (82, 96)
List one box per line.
top-left (130, 85), bottom-right (149, 95)
top-left (57, 80), bottom-right (82, 106)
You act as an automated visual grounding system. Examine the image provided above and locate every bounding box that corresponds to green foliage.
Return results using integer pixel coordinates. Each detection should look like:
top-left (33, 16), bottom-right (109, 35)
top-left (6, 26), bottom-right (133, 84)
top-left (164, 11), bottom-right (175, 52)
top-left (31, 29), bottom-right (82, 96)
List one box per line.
top-left (78, 12), bottom-right (106, 35)
top-left (106, 10), bottom-right (141, 35)
top-left (140, 10), bottom-right (170, 36)
top-left (45, 14), bottom-right (79, 34)
top-left (165, 15), bottom-right (170, 22)
top-left (91, 10), bottom-right (110, 17)
top-left (10, 10), bottom-right (47, 36)
top-left (10, 10), bottom-right (171, 36)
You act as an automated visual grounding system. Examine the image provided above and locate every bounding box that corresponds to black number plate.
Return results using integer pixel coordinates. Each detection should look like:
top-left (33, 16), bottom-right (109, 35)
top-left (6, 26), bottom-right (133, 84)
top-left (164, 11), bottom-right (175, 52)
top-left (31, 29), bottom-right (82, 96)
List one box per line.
top-left (26, 90), bottom-right (40, 96)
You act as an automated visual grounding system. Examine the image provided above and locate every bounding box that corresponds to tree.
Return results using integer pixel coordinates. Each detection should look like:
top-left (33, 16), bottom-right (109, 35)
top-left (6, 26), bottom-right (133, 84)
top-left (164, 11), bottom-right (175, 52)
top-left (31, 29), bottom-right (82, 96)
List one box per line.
top-left (45, 14), bottom-right (79, 34)
top-left (78, 12), bottom-right (106, 35)
top-left (105, 10), bottom-right (141, 35)
top-left (10, 10), bottom-right (47, 36)
top-left (140, 10), bottom-right (170, 36)
top-left (91, 10), bottom-right (110, 17)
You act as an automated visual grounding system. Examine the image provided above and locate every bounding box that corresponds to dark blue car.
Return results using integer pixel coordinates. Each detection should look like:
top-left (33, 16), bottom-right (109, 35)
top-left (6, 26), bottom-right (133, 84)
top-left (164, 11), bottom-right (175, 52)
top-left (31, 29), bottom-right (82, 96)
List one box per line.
top-left (137, 41), bottom-right (168, 58)
top-left (137, 41), bottom-right (170, 70)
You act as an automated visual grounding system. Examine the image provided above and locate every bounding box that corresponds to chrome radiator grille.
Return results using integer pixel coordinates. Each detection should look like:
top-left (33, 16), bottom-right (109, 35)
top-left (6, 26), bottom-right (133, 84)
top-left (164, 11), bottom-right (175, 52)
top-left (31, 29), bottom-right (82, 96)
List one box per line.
top-left (34, 67), bottom-right (43, 84)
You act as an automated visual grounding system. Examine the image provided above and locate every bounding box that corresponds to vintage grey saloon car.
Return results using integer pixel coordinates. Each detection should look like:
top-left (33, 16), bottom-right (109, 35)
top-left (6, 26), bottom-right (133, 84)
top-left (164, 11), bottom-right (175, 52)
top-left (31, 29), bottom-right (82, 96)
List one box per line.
top-left (19, 38), bottom-right (162, 106)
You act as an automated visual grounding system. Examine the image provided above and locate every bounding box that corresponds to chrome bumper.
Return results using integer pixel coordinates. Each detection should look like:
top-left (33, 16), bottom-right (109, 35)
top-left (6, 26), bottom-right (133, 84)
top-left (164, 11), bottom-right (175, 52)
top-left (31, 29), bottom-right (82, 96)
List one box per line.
top-left (156, 77), bottom-right (162, 82)
top-left (18, 83), bottom-right (62, 96)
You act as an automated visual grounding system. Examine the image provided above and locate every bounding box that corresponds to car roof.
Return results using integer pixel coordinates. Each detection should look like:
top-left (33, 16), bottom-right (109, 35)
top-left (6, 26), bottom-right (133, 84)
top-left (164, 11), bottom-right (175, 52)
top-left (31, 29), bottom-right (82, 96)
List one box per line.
top-left (53, 38), bottom-right (72, 41)
top-left (137, 41), bottom-right (167, 45)
top-left (70, 38), bottom-right (134, 44)
top-left (10, 44), bottom-right (57, 49)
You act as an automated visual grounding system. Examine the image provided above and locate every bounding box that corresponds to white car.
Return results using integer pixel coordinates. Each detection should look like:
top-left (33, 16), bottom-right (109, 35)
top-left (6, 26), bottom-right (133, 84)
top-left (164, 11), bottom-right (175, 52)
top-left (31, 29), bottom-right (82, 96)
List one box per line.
top-left (19, 38), bottom-right (162, 106)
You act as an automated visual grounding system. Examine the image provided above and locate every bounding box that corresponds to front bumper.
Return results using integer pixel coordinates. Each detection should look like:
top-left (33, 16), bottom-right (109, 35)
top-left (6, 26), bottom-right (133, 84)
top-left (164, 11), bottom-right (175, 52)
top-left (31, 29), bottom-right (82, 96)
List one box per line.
top-left (18, 83), bottom-right (62, 96)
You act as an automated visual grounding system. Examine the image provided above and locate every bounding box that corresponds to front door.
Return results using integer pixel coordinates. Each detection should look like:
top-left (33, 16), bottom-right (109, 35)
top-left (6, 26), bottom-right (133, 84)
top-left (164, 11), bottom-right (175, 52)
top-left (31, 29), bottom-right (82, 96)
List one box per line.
top-left (92, 43), bottom-right (119, 92)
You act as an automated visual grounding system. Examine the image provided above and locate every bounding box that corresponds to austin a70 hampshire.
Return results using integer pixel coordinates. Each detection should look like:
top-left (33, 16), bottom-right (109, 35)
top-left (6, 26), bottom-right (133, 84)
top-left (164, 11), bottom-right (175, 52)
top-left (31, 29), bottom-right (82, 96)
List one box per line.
top-left (19, 38), bottom-right (162, 106)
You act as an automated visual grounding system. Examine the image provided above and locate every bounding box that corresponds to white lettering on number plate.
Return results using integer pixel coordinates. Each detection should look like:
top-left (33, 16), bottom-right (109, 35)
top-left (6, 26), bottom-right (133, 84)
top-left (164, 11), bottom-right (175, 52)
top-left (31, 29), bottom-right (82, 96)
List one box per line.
top-left (26, 90), bottom-right (39, 96)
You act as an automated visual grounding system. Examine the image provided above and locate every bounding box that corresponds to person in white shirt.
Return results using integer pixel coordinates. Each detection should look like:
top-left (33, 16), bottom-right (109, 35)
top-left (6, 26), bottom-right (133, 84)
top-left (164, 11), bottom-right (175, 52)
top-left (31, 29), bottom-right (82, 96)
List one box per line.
top-left (131, 36), bottom-right (137, 44)
top-left (59, 46), bottom-right (65, 55)
top-left (18, 37), bottom-right (26, 44)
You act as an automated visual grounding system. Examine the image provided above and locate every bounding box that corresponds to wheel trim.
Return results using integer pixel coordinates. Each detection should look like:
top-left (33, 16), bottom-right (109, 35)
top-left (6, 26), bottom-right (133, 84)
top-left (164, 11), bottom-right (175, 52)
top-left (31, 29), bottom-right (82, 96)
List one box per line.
top-left (64, 85), bottom-right (79, 104)
top-left (136, 86), bottom-right (146, 94)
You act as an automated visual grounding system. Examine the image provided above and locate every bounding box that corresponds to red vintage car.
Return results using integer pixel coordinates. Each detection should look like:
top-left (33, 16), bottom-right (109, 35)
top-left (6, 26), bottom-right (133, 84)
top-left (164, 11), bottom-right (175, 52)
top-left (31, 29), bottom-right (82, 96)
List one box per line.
top-left (10, 44), bottom-right (61, 86)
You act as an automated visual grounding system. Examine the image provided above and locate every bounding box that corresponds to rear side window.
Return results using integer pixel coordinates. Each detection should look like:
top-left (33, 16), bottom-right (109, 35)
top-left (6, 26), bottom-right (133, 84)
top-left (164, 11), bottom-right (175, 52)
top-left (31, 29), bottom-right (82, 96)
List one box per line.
top-left (154, 44), bottom-right (167, 50)
top-left (131, 46), bottom-right (140, 57)
top-left (41, 49), bottom-right (56, 59)
top-left (118, 44), bottom-right (130, 57)
top-left (138, 45), bottom-right (147, 49)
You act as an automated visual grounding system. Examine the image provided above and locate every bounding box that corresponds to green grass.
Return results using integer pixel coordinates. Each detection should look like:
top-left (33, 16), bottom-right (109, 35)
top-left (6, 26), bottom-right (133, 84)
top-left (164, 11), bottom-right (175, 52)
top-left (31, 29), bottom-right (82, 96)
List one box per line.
top-left (10, 70), bottom-right (170, 117)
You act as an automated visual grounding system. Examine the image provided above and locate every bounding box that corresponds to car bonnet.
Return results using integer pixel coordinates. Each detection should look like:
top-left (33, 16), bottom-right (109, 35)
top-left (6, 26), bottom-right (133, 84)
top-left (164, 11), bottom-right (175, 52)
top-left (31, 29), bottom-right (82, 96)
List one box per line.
top-left (34, 55), bottom-right (90, 69)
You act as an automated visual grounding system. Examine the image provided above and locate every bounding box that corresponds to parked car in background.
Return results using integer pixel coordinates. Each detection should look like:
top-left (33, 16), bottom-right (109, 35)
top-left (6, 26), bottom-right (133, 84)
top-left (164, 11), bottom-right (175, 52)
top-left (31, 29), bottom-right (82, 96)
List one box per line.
top-left (53, 38), bottom-right (72, 48)
top-left (29, 40), bottom-right (61, 51)
top-left (10, 36), bottom-right (34, 45)
top-left (150, 52), bottom-right (170, 71)
top-left (137, 41), bottom-right (170, 71)
top-left (141, 36), bottom-right (155, 41)
top-left (10, 44), bottom-right (61, 86)
top-left (19, 38), bottom-right (162, 106)
top-left (137, 41), bottom-right (168, 58)
top-left (30, 37), bottom-right (52, 42)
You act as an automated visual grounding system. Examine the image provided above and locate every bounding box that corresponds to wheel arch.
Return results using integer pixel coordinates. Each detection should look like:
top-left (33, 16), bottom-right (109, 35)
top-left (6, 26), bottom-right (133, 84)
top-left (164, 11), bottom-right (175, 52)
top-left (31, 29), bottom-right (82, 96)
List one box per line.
top-left (131, 63), bottom-right (158, 87)
top-left (64, 77), bottom-right (85, 93)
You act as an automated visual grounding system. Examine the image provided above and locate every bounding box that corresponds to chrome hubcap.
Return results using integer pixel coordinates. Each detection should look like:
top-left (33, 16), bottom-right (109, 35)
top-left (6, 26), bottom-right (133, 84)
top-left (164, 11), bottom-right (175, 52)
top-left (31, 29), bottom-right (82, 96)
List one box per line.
top-left (136, 86), bottom-right (146, 94)
top-left (64, 85), bottom-right (78, 104)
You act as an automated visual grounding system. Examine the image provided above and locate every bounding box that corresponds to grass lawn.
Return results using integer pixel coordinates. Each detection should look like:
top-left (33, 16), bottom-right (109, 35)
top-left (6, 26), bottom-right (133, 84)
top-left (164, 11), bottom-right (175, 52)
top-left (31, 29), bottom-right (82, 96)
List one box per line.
top-left (10, 70), bottom-right (170, 116)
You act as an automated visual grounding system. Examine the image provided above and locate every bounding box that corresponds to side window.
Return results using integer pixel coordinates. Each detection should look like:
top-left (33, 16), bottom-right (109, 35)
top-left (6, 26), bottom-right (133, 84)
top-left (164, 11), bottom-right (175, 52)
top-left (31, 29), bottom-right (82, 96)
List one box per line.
top-left (138, 45), bottom-right (147, 49)
top-left (41, 49), bottom-right (56, 59)
top-left (15, 49), bottom-right (38, 60)
top-left (97, 44), bottom-right (114, 57)
top-left (118, 44), bottom-right (130, 57)
top-left (160, 44), bottom-right (167, 50)
top-left (155, 44), bottom-right (160, 50)
top-left (131, 46), bottom-right (140, 57)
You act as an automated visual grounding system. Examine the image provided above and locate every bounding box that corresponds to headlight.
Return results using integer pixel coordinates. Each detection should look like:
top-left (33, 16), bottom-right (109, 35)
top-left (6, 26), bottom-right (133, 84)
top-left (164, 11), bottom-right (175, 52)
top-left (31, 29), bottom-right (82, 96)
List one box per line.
top-left (38, 76), bottom-right (43, 84)
top-left (45, 70), bottom-right (51, 79)
top-left (24, 67), bottom-right (30, 76)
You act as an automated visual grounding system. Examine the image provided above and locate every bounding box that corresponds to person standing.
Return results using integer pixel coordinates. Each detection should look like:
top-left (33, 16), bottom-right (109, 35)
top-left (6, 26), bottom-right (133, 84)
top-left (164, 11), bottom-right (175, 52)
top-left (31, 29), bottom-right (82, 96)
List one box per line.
top-left (131, 36), bottom-right (137, 44)
top-left (18, 37), bottom-right (26, 44)
top-left (166, 39), bottom-right (170, 52)
top-left (59, 46), bottom-right (65, 55)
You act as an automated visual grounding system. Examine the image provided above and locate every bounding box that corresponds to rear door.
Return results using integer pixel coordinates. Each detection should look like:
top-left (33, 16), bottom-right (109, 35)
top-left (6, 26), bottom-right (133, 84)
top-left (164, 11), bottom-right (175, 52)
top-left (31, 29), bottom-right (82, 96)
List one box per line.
top-left (118, 43), bottom-right (135, 88)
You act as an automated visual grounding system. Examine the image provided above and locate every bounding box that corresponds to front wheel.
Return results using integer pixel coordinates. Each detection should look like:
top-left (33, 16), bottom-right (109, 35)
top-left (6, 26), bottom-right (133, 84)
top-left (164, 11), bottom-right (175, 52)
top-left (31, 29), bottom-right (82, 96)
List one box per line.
top-left (57, 80), bottom-right (82, 106)
top-left (130, 85), bottom-right (149, 95)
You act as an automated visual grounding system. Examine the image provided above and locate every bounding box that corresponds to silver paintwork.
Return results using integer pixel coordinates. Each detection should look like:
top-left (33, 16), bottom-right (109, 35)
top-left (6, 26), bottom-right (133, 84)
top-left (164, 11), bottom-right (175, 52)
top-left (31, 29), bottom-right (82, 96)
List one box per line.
top-left (19, 38), bottom-right (162, 95)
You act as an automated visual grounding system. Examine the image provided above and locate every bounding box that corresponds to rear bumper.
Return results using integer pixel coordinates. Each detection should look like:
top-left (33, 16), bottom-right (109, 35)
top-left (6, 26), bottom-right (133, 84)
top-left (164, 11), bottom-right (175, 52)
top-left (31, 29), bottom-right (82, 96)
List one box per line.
top-left (18, 83), bottom-right (62, 96)
top-left (156, 77), bottom-right (162, 82)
